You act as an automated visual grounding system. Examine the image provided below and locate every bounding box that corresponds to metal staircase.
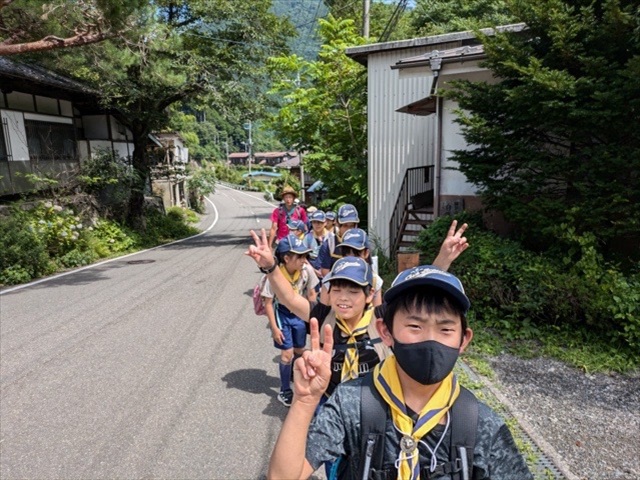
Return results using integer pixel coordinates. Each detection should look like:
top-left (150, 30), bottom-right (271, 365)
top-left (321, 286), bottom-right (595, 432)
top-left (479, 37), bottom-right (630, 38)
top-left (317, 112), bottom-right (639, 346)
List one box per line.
top-left (389, 166), bottom-right (435, 257)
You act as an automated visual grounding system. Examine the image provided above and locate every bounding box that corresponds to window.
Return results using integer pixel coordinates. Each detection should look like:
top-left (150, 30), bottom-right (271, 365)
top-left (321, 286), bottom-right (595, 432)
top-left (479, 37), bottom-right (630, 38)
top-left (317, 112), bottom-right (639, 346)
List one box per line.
top-left (24, 119), bottom-right (76, 161)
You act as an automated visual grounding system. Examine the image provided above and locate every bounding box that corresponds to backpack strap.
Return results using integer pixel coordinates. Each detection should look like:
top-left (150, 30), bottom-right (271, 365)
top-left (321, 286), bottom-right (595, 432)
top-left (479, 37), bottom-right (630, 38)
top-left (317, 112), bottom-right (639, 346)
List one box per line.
top-left (448, 386), bottom-right (478, 480)
top-left (358, 373), bottom-right (387, 480)
top-left (358, 383), bottom-right (479, 480)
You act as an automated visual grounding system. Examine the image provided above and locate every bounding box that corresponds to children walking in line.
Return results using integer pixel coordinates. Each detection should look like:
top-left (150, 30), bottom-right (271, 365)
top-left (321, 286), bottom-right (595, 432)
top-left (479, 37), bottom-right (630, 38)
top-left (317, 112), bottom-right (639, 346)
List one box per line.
top-left (317, 204), bottom-right (360, 278)
top-left (261, 234), bottom-right (319, 407)
top-left (248, 220), bottom-right (468, 400)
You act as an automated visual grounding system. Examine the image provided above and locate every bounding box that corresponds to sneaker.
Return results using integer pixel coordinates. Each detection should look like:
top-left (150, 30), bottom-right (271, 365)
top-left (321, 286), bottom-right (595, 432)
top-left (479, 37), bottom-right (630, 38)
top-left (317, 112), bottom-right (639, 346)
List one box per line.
top-left (277, 390), bottom-right (293, 407)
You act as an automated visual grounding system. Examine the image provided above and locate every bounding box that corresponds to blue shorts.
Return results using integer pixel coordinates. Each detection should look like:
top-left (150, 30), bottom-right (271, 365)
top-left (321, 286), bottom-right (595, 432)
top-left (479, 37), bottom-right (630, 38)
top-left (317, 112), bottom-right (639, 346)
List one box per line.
top-left (274, 308), bottom-right (307, 350)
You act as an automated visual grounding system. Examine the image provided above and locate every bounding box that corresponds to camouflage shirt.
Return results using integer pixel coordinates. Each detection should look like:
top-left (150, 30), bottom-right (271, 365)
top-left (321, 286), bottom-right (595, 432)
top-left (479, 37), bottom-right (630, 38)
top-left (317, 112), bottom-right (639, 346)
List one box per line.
top-left (305, 376), bottom-right (534, 480)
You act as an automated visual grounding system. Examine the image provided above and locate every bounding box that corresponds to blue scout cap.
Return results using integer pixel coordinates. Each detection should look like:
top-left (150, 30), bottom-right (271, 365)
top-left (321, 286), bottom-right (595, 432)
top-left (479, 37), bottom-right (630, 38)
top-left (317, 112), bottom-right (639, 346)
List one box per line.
top-left (277, 234), bottom-right (312, 256)
top-left (310, 210), bottom-right (326, 222)
top-left (287, 219), bottom-right (307, 232)
top-left (325, 211), bottom-right (337, 221)
top-left (337, 204), bottom-right (359, 224)
top-left (383, 265), bottom-right (470, 313)
top-left (322, 257), bottom-right (373, 287)
top-left (337, 228), bottom-right (369, 251)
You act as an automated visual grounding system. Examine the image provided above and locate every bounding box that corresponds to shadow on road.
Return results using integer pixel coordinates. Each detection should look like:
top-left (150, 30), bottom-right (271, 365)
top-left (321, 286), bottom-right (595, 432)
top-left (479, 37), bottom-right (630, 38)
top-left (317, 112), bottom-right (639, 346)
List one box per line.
top-left (222, 368), bottom-right (290, 420)
top-left (221, 368), bottom-right (279, 395)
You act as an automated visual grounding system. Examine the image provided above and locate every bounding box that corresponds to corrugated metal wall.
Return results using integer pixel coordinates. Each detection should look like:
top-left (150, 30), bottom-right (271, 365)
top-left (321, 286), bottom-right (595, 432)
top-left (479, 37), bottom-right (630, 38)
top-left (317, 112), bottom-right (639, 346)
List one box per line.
top-left (366, 42), bottom-right (460, 252)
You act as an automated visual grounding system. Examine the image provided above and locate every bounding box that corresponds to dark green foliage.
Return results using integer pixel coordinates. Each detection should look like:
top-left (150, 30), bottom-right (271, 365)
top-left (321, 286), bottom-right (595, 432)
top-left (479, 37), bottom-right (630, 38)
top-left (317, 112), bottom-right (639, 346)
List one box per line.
top-left (139, 209), bottom-right (199, 247)
top-left (416, 214), bottom-right (640, 356)
top-left (445, 0), bottom-right (640, 265)
top-left (411, 0), bottom-right (517, 36)
top-left (0, 215), bottom-right (53, 285)
top-left (0, 201), bottom-right (199, 286)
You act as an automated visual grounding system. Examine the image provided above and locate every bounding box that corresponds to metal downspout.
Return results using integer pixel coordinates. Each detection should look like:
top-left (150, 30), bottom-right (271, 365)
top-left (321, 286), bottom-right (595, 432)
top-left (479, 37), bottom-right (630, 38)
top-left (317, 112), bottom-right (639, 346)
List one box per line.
top-left (429, 55), bottom-right (442, 218)
top-left (435, 95), bottom-right (442, 218)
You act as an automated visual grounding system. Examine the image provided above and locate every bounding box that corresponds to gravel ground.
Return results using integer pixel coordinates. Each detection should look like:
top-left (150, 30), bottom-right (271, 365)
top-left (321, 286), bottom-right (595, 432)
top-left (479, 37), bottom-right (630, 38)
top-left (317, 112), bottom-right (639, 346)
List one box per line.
top-left (488, 354), bottom-right (640, 480)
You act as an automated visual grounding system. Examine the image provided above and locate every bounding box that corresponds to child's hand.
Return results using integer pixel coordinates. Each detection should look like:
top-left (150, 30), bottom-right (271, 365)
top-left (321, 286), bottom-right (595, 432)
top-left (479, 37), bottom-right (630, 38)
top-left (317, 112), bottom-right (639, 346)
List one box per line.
top-left (433, 220), bottom-right (469, 270)
top-left (292, 318), bottom-right (333, 405)
top-left (271, 326), bottom-right (285, 345)
top-left (246, 228), bottom-right (276, 269)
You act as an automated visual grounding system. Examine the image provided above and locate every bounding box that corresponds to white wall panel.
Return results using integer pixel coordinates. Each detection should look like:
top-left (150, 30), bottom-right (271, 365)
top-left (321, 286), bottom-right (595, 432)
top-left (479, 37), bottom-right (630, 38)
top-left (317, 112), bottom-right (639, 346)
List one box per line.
top-left (365, 41), bottom-right (459, 251)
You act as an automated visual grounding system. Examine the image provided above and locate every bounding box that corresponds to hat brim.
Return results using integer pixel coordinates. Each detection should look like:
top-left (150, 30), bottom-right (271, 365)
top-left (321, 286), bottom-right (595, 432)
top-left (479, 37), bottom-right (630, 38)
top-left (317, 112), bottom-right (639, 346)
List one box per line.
top-left (336, 243), bottom-right (369, 251)
top-left (383, 277), bottom-right (470, 312)
top-left (322, 272), bottom-right (370, 286)
top-left (280, 190), bottom-right (298, 199)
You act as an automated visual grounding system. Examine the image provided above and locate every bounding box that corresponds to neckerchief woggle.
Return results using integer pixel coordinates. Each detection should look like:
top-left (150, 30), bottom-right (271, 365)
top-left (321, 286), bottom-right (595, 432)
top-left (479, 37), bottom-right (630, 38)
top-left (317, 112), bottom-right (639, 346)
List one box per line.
top-left (335, 308), bottom-right (374, 381)
top-left (373, 357), bottom-right (460, 480)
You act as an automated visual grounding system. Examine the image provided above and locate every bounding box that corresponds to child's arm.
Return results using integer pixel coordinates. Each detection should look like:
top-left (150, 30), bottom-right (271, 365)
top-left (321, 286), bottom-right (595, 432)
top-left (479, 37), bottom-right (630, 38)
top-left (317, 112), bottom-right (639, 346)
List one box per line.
top-left (247, 229), bottom-right (311, 321)
top-left (268, 319), bottom-right (333, 480)
top-left (432, 220), bottom-right (469, 271)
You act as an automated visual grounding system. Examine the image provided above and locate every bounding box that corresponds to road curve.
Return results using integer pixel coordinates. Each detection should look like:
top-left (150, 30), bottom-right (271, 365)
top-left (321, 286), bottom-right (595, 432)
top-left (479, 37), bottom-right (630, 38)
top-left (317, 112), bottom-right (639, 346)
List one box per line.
top-left (0, 187), bottom-right (288, 479)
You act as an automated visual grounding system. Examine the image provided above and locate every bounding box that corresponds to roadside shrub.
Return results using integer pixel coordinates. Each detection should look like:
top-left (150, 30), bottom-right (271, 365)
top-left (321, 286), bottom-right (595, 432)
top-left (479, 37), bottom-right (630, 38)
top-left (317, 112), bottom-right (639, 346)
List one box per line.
top-left (415, 214), bottom-right (640, 350)
top-left (0, 215), bottom-right (53, 285)
top-left (90, 220), bottom-right (138, 256)
top-left (140, 209), bottom-right (199, 246)
top-left (24, 202), bottom-right (91, 258)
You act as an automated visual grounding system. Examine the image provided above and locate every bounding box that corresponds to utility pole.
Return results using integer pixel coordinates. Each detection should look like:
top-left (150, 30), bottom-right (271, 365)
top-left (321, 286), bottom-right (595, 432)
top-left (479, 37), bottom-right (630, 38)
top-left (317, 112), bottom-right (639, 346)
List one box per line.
top-left (243, 121), bottom-right (253, 188)
top-left (362, 0), bottom-right (370, 38)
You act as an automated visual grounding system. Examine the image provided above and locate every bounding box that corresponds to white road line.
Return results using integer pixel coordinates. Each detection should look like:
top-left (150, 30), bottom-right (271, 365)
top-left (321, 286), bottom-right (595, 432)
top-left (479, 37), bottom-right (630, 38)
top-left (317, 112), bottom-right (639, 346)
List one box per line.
top-left (0, 197), bottom-right (220, 295)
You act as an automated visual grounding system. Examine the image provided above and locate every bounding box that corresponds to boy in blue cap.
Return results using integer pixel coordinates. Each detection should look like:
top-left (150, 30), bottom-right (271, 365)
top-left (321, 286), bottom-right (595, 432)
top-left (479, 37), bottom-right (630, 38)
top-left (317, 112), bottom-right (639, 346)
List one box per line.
top-left (265, 265), bottom-right (534, 480)
top-left (325, 211), bottom-right (337, 235)
top-left (261, 234), bottom-right (319, 406)
top-left (288, 219), bottom-right (307, 240)
top-left (302, 210), bottom-right (328, 280)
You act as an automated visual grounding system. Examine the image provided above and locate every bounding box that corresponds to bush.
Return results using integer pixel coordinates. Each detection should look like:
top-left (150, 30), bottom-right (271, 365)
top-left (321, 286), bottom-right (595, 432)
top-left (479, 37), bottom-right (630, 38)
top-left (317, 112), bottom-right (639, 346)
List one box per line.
top-left (0, 200), bottom-right (200, 286)
top-left (140, 209), bottom-right (199, 246)
top-left (415, 214), bottom-right (640, 351)
top-left (0, 215), bottom-right (53, 285)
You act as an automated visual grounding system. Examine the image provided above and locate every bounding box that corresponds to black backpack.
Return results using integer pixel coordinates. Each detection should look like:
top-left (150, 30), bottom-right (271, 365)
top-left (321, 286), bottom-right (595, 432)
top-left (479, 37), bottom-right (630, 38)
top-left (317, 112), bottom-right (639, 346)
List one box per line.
top-left (357, 373), bottom-right (478, 480)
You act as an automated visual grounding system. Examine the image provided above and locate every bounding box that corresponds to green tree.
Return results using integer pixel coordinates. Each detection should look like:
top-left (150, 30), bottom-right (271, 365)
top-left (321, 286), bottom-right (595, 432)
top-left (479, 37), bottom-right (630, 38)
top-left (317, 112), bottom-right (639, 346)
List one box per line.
top-left (0, 0), bottom-right (146, 55)
top-left (410, 0), bottom-right (517, 36)
top-left (267, 15), bottom-right (369, 220)
top-left (46, 1), bottom-right (293, 228)
top-left (446, 0), bottom-right (640, 264)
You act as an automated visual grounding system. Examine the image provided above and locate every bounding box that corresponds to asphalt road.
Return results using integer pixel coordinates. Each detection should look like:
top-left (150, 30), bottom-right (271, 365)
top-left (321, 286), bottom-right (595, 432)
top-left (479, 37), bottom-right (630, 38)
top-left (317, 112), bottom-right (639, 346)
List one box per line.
top-left (0, 186), bottom-right (292, 480)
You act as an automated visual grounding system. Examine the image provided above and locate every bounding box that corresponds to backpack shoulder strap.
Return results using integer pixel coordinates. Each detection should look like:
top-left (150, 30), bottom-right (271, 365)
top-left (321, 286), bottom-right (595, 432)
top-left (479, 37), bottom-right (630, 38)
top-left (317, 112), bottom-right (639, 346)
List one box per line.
top-left (366, 318), bottom-right (392, 362)
top-left (319, 309), bottom-right (337, 344)
top-left (358, 373), bottom-right (387, 480)
top-left (449, 386), bottom-right (478, 480)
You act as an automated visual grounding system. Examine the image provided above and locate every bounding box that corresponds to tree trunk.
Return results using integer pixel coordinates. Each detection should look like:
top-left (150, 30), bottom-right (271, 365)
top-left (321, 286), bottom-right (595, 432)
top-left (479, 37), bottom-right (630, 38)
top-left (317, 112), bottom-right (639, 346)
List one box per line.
top-left (127, 127), bottom-right (151, 230)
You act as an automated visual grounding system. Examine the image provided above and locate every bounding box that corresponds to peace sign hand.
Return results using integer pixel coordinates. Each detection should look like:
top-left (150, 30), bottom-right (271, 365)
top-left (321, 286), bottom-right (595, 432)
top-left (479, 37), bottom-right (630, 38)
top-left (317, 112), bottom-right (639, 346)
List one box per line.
top-left (433, 220), bottom-right (469, 271)
top-left (246, 228), bottom-right (276, 270)
top-left (292, 318), bottom-right (333, 406)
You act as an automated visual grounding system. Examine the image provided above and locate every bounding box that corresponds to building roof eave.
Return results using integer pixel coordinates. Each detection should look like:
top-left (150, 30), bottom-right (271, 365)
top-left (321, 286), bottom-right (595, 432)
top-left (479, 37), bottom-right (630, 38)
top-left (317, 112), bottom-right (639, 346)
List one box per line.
top-left (345, 23), bottom-right (526, 66)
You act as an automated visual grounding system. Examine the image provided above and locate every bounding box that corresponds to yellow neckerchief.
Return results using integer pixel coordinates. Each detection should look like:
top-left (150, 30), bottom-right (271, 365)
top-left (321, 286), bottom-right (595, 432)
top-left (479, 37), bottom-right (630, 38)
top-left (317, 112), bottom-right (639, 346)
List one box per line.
top-left (279, 264), bottom-right (301, 293)
top-left (335, 308), bottom-right (374, 381)
top-left (373, 357), bottom-right (460, 480)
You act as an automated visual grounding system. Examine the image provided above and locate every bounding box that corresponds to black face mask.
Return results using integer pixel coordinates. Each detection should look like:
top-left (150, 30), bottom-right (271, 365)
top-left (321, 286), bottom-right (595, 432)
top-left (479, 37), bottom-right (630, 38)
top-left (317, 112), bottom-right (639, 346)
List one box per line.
top-left (392, 339), bottom-right (460, 385)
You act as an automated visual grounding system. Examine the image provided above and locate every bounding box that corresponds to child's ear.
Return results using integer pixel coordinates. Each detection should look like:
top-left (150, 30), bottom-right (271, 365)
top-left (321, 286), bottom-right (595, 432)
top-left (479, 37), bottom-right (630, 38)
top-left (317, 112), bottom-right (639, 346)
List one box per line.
top-left (365, 289), bottom-right (375, 304)
top-left (459, 328), bottom-right (473, 353)
top-left (375, 318), bottom-right (394, 347)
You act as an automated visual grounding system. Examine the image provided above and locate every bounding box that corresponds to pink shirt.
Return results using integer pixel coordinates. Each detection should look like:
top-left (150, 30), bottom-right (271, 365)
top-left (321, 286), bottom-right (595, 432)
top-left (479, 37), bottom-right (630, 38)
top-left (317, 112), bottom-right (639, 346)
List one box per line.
top-left (271, 206), bottom-right (308, 240)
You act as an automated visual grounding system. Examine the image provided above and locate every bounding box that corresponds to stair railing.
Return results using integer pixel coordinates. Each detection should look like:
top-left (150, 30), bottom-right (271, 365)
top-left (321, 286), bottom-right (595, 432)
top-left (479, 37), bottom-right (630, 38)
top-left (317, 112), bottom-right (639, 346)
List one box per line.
top-left (389, 165), bottom-right (434, 257)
